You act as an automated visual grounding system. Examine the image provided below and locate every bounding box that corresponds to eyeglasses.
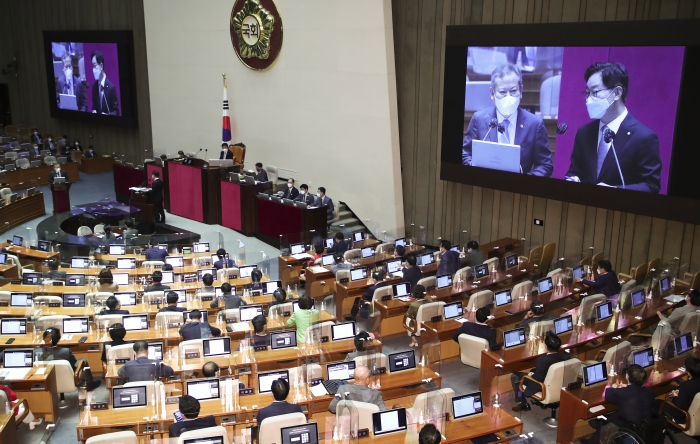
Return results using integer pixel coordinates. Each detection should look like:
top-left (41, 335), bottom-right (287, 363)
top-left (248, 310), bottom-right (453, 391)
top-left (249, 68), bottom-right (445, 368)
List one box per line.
top-left (582, 88), bottom-right (611, 99)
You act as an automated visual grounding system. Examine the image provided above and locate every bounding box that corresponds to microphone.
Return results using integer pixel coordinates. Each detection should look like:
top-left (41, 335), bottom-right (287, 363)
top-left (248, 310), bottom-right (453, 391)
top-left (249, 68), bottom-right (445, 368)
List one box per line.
top-left (481, 118), bottom-right (498, 141)
top-left (497, 123), bottom-right (505, 134)
top-left (604, 128), bottom-right (625, 189)
top-left (556, 123), bottom-right (568, 134)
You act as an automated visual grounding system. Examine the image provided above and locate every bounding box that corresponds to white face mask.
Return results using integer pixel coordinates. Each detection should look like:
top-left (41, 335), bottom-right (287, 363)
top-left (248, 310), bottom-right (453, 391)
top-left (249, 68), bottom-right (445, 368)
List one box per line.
top-left (48, 138), bottom-right (52, 142)
top-left (287, 183), bottom-right (293, 188)
top-left (93, 66), bottom-right (102, 81)
top-left (316, 192), bottom-right (321, 198)
top-left (494, 94), bottom-right (520, 117)
top-left (300, 190), bottom-right (305, 195)
top-left (585, 90), bottom-right (614, 119)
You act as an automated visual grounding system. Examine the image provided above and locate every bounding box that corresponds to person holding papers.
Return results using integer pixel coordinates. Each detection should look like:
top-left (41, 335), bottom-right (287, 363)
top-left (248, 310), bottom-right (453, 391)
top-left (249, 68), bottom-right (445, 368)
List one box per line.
top-left (406, 285), bottom-right (429, 347)
top-left (149, 170), bottom-right (165, 223)
top-left (461, 63), bottom-right (553, 177)
top-left (256, 379), bottom-right (303, 425)
top-left (328, 366), bottom-right (387, 414)
top-left (294, 184), bottom-right (315, 205)
top-left (117, 340), bottom-right (173, 380)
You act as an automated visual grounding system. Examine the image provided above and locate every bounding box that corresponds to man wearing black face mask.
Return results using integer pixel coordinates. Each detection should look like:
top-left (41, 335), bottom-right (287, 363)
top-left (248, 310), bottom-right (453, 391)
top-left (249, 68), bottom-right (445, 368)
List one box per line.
top-left (565, 62), bottom-right (661, 193)
top-left (90, 50), bottom-right (119, 116)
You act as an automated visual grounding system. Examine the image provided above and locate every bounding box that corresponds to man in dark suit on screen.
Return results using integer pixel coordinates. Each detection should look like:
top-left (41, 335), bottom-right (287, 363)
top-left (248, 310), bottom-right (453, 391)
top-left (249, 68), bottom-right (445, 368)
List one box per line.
top-left (462, 63), bottom-right (553, 177)
top-left (565, 62), bottom-right (661, 193)
top-left (56, 53), bottom-right (87, 112)
top-left (149, 170), bottom-right (165, 223)
top-left (90, 50), bottom-right (120, 116)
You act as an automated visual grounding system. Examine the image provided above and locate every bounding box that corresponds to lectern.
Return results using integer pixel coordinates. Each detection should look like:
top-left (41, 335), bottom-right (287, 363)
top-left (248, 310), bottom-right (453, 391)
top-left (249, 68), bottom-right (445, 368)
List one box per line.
top-left (50, 181), bottom-right (71, 214)
top-left (130, 189), bottom-right (154, 223)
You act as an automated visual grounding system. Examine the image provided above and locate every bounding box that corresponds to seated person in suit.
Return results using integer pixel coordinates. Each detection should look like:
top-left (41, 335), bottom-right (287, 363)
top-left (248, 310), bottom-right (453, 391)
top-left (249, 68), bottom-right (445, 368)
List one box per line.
top-left (584, 364), bottom-right (654, 444)
top-left (31, 143), bottom-right (41, 157)
top-left (202, 361), bottom-right (221, 378)
top-left (168, 395), bottom-right (217, 438)
top-left (307, 242), bottom-right (324, 267)
top-left (463, 241), bottom-right (485, 267)
top-left (345, 330), bottom-right (372, 362)
top-left (327, 232), bottom-right (349, 255)
top-left (39, 328), bottom-right (100, 391)
top-left (210, 282), bottom-right (245, 310)
top-left (330, 253), bottom-right (352, 276)
top-left (437, 240), bottom-right (460, 277)
top-left (516, 300), bottom-right (551, 335)
top-left (123, 218), bottom-right (138, 237)
top-left (159, 291), bottom-right (187, 312)
top-left (419, 424), bottom-right (442, 444)
top-left (213, 248), bottom-right (236, 270)
top-left (281, 178), bottom-right (299, 200)
top-left (511, 331), bottom-right (568, 412)
top-left (199, 273), bottom-right (216, 295)
top-left (44, 135), bottom-right (56, 155)
top-left (117, 340), bottom-right (174, 380)
top-left (658, 289), bottom-right (700, 330)
top-left (266, 288), bottom-right (287, 316)
top-left (219, 142), bottom-right (233, 160)
top-left (394, 245), bottom-right (406, 261)
top-left (349, 269), bottom-right (392, 320)
top-left (293, 183), bottom-right (315, 205)
top-left (245, 269), bottom-right (264, 292)
top-left (312, 187), bottom-right (335, 221)
top-left (401, 254), bottom-right (423, 289)
top-left (43, 258), bottom-right (66, 281)
top-left (100, 295), bottom-right (130, 315)
top-left (251, 315), bottom-right (271, 347)
top-left (253, 162), bottom-right (268, 182)
top-left (406, 285), bottom-right (429, 347)
top-left (144, 245), bottom-right (168, 261)
top-left (84, 145), bottom-right (97, 158)
top-left (660, 356), bottom-right (700, 423)
top-left (97, 268), bottom-right (119, 292)
top-left (180, 309), bottom-right (221, 340)
top-left (257, 378), bottom-right (303, 425)
top-left (576, 260), bottom-right (621, 297)
top-left (329, 365), bottom-right (387, 413)
top-left (453, 307), bottom-right (497, 349)
top-left (144, 270), bottom-right (171, 292)
top-left (101, 323), bottom-right (131, 362)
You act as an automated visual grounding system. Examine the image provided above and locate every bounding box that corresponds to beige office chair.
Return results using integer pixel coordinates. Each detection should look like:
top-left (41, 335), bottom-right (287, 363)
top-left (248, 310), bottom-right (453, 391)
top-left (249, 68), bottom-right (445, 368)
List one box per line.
top-left (178, 426), bottom-right (229, 444)
top-left (483, 256), bottom-right (499, 270)
top-left (416, 276), bottom-right (436, 290)
top-left (15, 158), bottom-right (29, 169)
top-left (540, 242), bottom-right (557, 274)
top-left (546, 268), bottom-right (563, 278)
top-left (93, 224), bottom-right (105, 235)
top-left (0, 187), bottom-right (11, 203)
top-left (353, 352), bottom-right (388, 370)
top-left (77, 226), bottom-right (93, 236)
top-left (458, 334), bottom-right (490, 368)
top-left (304, 321), bottom-right (334, 343)
top-left (106, 343), bottom-right (135, 362)
top-left (259, 413), bottom-right (305, 443)
top-left (520, 358), bottom-right (582, 427)
top-left (95, 314), bottom-right (125, 327)
top-left (344, 249), bottom-right (361, 264)
top-left (465, 290), bottom-right (494, 312)
top-left (142, 260), bottom-right (165, 268)
top-left (43, 155), bottom-right (57, 165)
top-left (662, 393), bottom-right (700, 438)
top-left (268, 302), bottom-right (294, 317)
top-left (527, 320), bottom-right (555, 338)
top-left (403, 301), bottom-right (444, 338)
top-left (6, 254), bottom-right (34, 277)
top-left (36, 315), bottom-right (70, 331)
top-left (265, 165), bottom-right (279, 189)
top-left (336, 400), bottom-right (378, 431)
top-left (336, 269), bottom-right (350, 283)
top-left (454, 266), bottom-right (473, 283)
top-left (217, 267), bottom-right (238, 282)
top-left (34, 359), bottom-right (83, 408)
top-left (179, 339), bottom-right (204, 357)
top-left (370, 286), bottom-right (393, 315)
top-left (88, 292), bottom-right (114, 305)
top-left (288, 363), bottom-right (323, 382)
top-left (0, 389), bottom-right (30, 426)
top-left (511, 280), bottom-right (533, 299)
top-left (375, 243), bottom-right (392, 255)
top-left (216, 309), bottom-right (240, 324)
top-left (0, 291), bottom-right (10, 304)
top-left (407, 388), bottom-right (456, 422)
top-left (4, 151), bottom-right (17, 161)
top-left (155, 311), bottom-right (185, 329)
top-left (86, 431), bottom-right (138, 444)
top-left (33, 295), bottom-right (63, 306)
top-left (585, 341), bottom-right (631, 372)
top-left (679, 311), bottom-right (700, 336)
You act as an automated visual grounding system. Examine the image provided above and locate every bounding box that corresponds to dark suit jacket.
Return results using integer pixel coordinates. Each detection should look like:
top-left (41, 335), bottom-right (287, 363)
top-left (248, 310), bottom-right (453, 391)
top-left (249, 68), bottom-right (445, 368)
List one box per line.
top-left (401, 266), bottom-right (422, 289)
top-left (582, 271), bottom-right (621, 297)
top-left (179, 321), bottom-right (221, 340)
top-left (84, 150), bottom-right (97, 158)
top-left (144, 247), bottom-right (168, 261)
top-left (48, 169), bottom-right (66, 184)
top-left (464, 250), bottom-right (485, 268)
top-left (313, 196), bottom-right (334, 220)
top-left (38, 346), bottom-right (78, 369)
top-left (56, 74), bottom-right (88, 112)
top-left (99, 309), bottom-right (130, 315)
top-left (605, 384), bottom-right (655, 427)
top-left (219, 149), bottom-right (233, 160)
top-left (523, 352), bottom-right (570, 397)
top-left (117, 355), bottom-right (174, 379)
top-left (281, 186), bottom-right (299, 200)
top-left (293, 193), bottom-right (315, 205)
top-left (462, 107), bottom-right (553, 177)
top-left (159, 305), bottom-right (186, 313)
top-left (437, 250), bottom-right (460, 277)
top-left (667, 377), bottom-right (700, 422)
top-left (452, 322), bottom-right (497, 349)
top-left (327, 240), bottom-right (348, 255)
top-left (362, 281), bottom-right (392, 302)
top-left (44, 140), bottom-right (56, 153)
top-left (91, 77), bottom-right (119, 115)
top-left (566, 113), bottom-right (661, 193)
top-left (150, 179), bottom-right (164, 205)
top-left (256, 401), bottom-right (303, 426)
top-left (31, 134), bottom-right (43, 145)
top-left (254, 170), bottom-right (268, 182)
top-left (144, 283), bottom-right (171, 293)
top-left (168, 415), bottom-right (217, 437)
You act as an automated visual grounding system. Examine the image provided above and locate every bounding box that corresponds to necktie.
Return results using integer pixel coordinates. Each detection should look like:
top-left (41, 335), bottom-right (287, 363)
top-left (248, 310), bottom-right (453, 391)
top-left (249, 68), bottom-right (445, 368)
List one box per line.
top-left (100, 85), bottom-right (106, 111)
top-left (596, 125), bottom-right (609, 178)
top-left (501, 119), bottom-right (511, 144)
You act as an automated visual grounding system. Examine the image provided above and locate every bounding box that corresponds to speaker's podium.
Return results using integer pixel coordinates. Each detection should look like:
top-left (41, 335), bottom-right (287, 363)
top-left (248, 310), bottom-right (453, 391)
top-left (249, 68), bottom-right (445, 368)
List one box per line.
top-left (49, 180), bottom-right (71, 214)
top-left (130, 189), bottom-right (154, 223)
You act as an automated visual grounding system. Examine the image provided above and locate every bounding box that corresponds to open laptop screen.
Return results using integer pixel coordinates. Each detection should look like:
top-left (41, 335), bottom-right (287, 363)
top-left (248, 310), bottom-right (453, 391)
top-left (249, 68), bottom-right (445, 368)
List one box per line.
top-left (122, 314), bottom-right (149, 331)
top-left (632, 289), bottom-right (646, 307)
top-left (117, 257), bottom-right (136, 269)
top-left (63, 293), bottom-right (86, 307)
top-left (164, 256), bottom-right (184, 268)
top-left (193, 242), bottom-right (210, 253)
top-left (112, 272), bottom-right (130, 286)
top-left (321, 254), bottom-right (335, 266)
top-left (258, 370), bottom-right (289, 393)
top-left (280, 423), bottom-right (319, 444)
top-left (66, 274), bottom-right (86, 286)
top-left (326, 361), bottom-right (356, 381)
top-left (3, 349), bottom-right (33, 368)
top-left (1, 318), bottom-right (27, 335)
top-left (239, 265), bottom-right (257, 278)
top-left (452, 392), bottom-right (484, 419)
top-left (505, 253), bottom-right (518, 269)
top-left (388, 350), bottom-right (416, 373)
top-left (436, 274), bottom-right (452, 289)
top-left (240, 305), bottom-right (263, 322)
top-left (583, 362), bottom-right (608, 387)
top-left (63, 317), bottom-right (89, 334)
top-left (270, 331), bottom-right (297, 350)
top-left (203, 337), bottom-right (231, 357)
top-left (71, 257), bottom-right (89, 268)
top-left (503, 328), bottom-right (526, 348)
top-left (554, 315), bottom-right (573, 335)
top-left (538, 277), bottom-right (553, 294)
top-left (372, 408), bottom-right (407, 436)
top-left (186, 378), bottom-right (221, 401)
top-left (263, 280), bottom-right (281, 295)
top-left (114, 292), bottom-right (136, 306)
top-left (109, 245), bottom-right (126, 255)
top-left (443, 301), bottom-right (463, 320)
top-left (633, 347), bottom-right (654, 368)
top-left (350, 267), bottom-right (367, 281)
top-left (392, 283), bottom-right (410, 298)
top-left (112, 386), bottom-right (147, 409)
top-left (331, 322), bottom-right (355, 341)
top-left (494, 289), bottom-right (512, 307)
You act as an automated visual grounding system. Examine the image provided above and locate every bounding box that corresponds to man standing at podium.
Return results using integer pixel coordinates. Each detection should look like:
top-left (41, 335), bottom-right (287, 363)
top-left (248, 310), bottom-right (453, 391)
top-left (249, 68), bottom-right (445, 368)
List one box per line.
top-left (48, 163), bottom-right (64, 184)
top-left (150, 170), bottom-right (165, 223)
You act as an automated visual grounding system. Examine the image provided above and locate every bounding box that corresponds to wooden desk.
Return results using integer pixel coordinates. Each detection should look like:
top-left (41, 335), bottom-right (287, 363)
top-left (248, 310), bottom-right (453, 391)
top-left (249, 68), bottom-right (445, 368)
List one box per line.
top-left (0, 161), bottom-right (79, 191)
top-left (0, 192), bottom-right (46, 235)
top-left (0, 411), bottom-right (17, 444)
top-left (334, 275), bottom-right (402, 320)
top-left (478, 291), bottom-right (684, 402)
top-left (79, 156), bottom-right (114, 174)
top-left (0, 242), bottom-right (58, 270)
top-left (256, 197), bottom-right (327, 247)
top-left (5, 364), bottom-right (59, 424)
top-left (220, 179), bottom-right (272, 236)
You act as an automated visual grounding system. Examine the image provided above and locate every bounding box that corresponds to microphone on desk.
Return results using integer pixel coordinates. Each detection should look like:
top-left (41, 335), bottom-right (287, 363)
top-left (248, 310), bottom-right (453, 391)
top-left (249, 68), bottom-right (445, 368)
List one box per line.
top-left (603, 128), bottom-right (626, 189)
top-left (497, 122), bottom-right (505, 135)
top-left (556, 123), bottom-right (568, 134)
top-left (482, 118), bottom-right (498, 141)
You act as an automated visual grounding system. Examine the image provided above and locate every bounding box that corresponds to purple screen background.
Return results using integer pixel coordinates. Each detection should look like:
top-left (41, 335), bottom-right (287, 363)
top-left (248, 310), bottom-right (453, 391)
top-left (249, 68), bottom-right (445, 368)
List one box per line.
top-left (553, 46), bottom-right (685, 195)
top-left (82, 42), bottom-right (121, 116)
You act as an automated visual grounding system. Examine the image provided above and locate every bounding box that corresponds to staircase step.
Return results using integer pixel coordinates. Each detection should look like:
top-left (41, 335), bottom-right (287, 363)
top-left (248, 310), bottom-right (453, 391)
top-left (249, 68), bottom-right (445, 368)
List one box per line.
top-left (338, 210), bottom-right (353, 219)
top-left (332, 218), bottom-right (362, 228)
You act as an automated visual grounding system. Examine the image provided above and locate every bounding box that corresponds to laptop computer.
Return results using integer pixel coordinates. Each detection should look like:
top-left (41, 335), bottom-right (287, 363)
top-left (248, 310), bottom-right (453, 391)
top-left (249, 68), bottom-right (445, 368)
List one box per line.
top-left (239, 265), bottom-right (257, 278)
top-left (352, 231), bottom-right (365, 243)
top-left (112, 272), bottom-right (130, 286)
top-left (494, 289), bottom-right (512, 307)
top-left (263, 280), bottom-right (281, 295)
top-left (321, 254), bottom-right (335, 266)
top-left (193, 242), bottom-right (210, 253)
top-left (11, 235), bottom-right (22, 247)
top-left (324, 238), bottom-right (335, 249)
top-left (164, 256), bottom-right (184, 268)
top-left (595, 301), bottom-right (614, 322)
top-left (583, 362), bottom-right (608, 387)
top-left (361, 247), bottom-right (375, 258)
top-left (63, 317), bottom-right (89, 334)
top-left (474, 264), bottom-right (488, 278)
top-left (71, 257), bottom-right (89, 268)
top-left (443, 301), bottom-right (463, 320)
top-left (167, 289), bottom-right (187, 303)
top-left (675, 332), bottom-right (694, 357)
top-left (289, 243), bottom-right (305, 255)
top-left (236, 305), bottom-right (261, 322)
top-left (572, 265), bottom-right (584, 280)
top-left (280, 422), bottom-right (319, 444)
top-left (452, 391), bottom-right (484, 420)
top-left (386, 259), bottom-right (402, 274)
top-left (503, 328), bottom-right (526, 349)
top-left (109, 245), bottom-right (126, 255)
top-left (471, 140), bottom-right (521, 173)
top-left (148, 342), bottom-right (163, 360)
top-left (63, 293), bottom-right (86, 307)
top-left (326, 361), bottom-right (356, 381)
top-left (117, 257), bottom-right (136, 269)
top-left (554, 314), bottom-right (573, 335)
top-left (186, 378), bottom-right (220, 401)
top-left (38, 240), bottom-right (51, 252)
top-left (331, 322), bottom-right (355, 341)
top-left (65, 274), bottom-right (85, 286)
top-left (350, 267), bottom-right (367, 281)
top-left (22, 272), bottom-right (41, 285)
top-left (632, 347), bottom-right (654, 368)
top-left (122, 314), bottom-right (149, 331)
top-left (537, 277), bottom-right (553, 294)
top-left (436, 274), bottom-right (453, 289)
top-left (372, 408), bottom-right (408, 436)
top-left (632, 289), bottom-right (646, 308)
top-left (419, 253), bottom-right (434, 266)
top-left (392, 283), bottom-right (411, 298)
top-left (112, 386), bottom-right (148, 409)
top-left (160, 271), bottom-right (174, 285)
top-left (0, 318), bottom-right (27, 335)
top-left (3, 349), bottom-right (33, 368)
top-left (505, 253), bottom-right (518, 269)
top-left (388, 350), bottom-right (416, 373)
top-left (270, 331), bottom-right (297, 350)
top-left (203, 337), bottom-right (231, 357)
top-left (0, 253), bottom-right (6, 265)
top-left (114, 292), bottom-right (136, 306)
top-left (10, 293), bottom-right (32, 307)
top-left (258, 370), bottom-right (289, 393)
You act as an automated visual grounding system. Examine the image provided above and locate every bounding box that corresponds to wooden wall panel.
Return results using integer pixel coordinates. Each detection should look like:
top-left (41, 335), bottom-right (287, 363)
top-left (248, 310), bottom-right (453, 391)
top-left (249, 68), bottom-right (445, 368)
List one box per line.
top-left (0, 0), bottom-right (152, 164)
top-left (393, 0), bottom-right (700, 273)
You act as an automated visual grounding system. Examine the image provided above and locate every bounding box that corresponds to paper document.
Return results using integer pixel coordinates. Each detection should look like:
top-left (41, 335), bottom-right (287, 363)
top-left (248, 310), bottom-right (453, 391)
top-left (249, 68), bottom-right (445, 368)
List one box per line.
top-left (0, 368), bottom-right (31, 380)
top-left (589, 405), bottom-right (606, 414)
top-left (392, 271), bottom-right (404, 278)
top-left (456, 318), bottom-right (469, 323)
top-left (310, 384), bottom-right (328, 397)
top-left (230, 322), bottom-right (249, 332)
top-left (128, 187), bottom-right (150, 192)
top-left (309, 266), bottom-right (328, 273)
top-left (291, 253), bottom-right (312, 260)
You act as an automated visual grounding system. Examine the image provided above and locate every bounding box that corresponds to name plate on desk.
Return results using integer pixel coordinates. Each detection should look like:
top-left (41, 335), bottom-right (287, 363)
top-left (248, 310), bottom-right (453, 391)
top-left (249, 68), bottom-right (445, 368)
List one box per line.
top-left (358, 429), bottom-right (370, 438)
top-left (567, 381), bottom-right (582, 390)
top-left (254, 345), bottom-right (267, 352)
top-left (226, 318), bottom-right (238, 324)
top-left (339, 278), bottom-right (349, 284)
top-left (168, 323), bottom-right (180, 329)
top-left (52, 282), bottom-right (63, 286)
top-left (200, 261), bottom-right (211, 267)
top-left (239, 388), bottom-right (254, 396)
top-left (185, 352), bottom-right (200, 359)
top-left (320, 336), bottom-right (329, 343)
top-left (283, 311), bottom-right (291, 317)
top-left (48, 302), bottom-right (60, 307)
top-left (115, 358), bottom-right (130, 364)
top-left (252, 290), bottom-right (261, 296)
top-left (229, 274), bottom-right (238, 280)
top-left (310, 378), bottom-right (323, 386)
top-left (184, 276), bottom-right (196, 283)
top-left (431, 315), bottom-right (443, 322)
top-left (166, 396), bottom-right (181, 404)
top-left (0, 302), bottom-right (7, 307)
top-left (201, 296), bottom-right (213, 302)
top-left (10, 280), bottom-right (20, 285)
top-left (381, 295), bottom-right (391, 301)
top-left (90, 402), bottom-right (108, 410)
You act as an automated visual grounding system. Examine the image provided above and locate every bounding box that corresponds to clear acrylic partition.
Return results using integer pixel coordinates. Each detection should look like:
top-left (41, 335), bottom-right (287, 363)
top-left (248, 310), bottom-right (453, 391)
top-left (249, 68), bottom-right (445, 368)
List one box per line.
top-left (420, 340), bottom-right (442, 385)
top-left (217, 231), bottom-right (225, 250)
top-left (363, 218), bottom-right (380, 241)
top-left (406, 388), bottom-right (447, 439)
top-left (237, 239), bottom-right (246, 265)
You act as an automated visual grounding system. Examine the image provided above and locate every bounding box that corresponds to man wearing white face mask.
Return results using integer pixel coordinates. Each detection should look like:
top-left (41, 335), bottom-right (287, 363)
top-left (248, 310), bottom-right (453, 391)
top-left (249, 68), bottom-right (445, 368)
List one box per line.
top-left (312, 187), bottom-right (334, 220)
top-left (565, 62), bottom-right (661, 193)
top-left (293, 183), bottom-right (315, 205)
top-left (56, 53), bottom-right (87, 112)
top-left (90, 50), bottom-right (119, 116)
top-left (462, 63), bottom-right (553, 177)
top-left (281, 178), bottom-right (299, 200)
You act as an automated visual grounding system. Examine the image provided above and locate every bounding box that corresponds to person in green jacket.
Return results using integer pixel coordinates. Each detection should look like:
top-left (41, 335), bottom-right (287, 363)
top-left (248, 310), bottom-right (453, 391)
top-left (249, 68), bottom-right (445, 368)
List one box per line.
top-left (286, 294), bottom-right (319, 343)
